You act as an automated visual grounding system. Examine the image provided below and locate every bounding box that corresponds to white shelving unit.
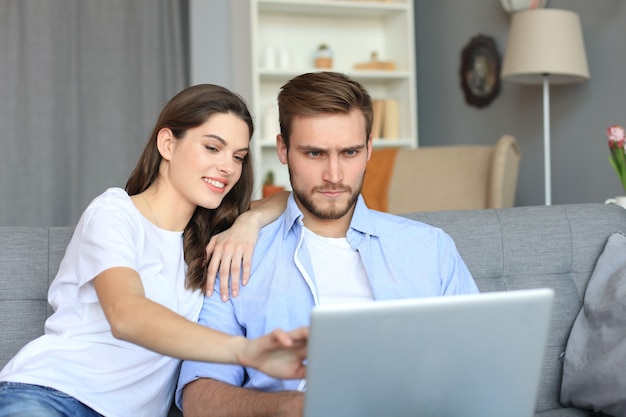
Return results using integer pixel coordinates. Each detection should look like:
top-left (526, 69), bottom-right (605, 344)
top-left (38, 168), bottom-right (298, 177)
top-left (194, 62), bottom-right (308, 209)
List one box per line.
top-left (192, 0), bottom-right (417, 198)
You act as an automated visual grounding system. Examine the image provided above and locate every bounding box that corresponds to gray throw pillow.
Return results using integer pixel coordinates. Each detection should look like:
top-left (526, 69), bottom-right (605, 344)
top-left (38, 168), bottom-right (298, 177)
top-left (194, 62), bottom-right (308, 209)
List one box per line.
top-left (561, 232), bottom-right (626, 416)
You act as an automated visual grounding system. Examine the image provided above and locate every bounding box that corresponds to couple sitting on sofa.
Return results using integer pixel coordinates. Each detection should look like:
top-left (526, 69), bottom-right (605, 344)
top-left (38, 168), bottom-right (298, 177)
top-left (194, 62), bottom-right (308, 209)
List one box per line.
top-left (0, 71), bottom-right (478, 417)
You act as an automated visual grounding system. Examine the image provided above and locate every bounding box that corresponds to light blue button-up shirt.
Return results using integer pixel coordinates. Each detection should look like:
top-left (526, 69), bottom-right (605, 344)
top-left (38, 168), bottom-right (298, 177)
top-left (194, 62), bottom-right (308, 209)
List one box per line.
top-left (176, 194), bottom-right (478, 407)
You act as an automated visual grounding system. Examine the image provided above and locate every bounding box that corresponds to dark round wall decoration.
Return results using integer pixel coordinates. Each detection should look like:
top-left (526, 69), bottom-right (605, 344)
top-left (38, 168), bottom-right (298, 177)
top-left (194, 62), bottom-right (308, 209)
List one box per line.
top-left (460, 35), bottom-right (501, 108)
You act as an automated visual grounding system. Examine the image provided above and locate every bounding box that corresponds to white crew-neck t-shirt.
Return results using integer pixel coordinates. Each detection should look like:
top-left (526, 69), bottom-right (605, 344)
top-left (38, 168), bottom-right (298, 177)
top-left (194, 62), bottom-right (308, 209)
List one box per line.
top-left (0, 187), bottom-right (203, 417)
top-left (303, 226), bottom-right (374, 305)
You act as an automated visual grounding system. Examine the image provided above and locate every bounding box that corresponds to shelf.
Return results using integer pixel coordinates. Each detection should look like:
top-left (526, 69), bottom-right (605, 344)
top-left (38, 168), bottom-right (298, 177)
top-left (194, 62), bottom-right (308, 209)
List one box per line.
top-left (194, 0), bottom-right (418, 198)
top-left (371, 138), bottom-right (414, 147)
top-left (259, 69), bottom-right (413, 82)
top-left (258, 138), bottom-right (414, 148)
top-left (258, 0), bottom-right (408, 18)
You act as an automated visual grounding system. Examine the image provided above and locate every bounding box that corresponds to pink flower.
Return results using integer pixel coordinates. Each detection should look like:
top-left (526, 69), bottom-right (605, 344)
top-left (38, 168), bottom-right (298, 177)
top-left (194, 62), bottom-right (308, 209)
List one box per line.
top-left (607, 124), bottom-right (626, 192)
top-left (607, 125), bottom-right (625, 149)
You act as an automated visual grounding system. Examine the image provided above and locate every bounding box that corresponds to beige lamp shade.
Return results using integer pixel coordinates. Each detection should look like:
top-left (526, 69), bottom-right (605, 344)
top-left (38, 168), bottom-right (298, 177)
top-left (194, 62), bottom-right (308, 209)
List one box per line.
top-left (501, 9), bottom-right (589, 85)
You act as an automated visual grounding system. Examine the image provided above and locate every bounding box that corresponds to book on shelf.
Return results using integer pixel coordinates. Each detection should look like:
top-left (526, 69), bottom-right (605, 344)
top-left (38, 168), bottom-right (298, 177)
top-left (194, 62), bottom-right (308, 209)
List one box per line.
top-left (371, 99), bottom-right (384, 140)
top-left (371, 98), bottom-right (399, 140)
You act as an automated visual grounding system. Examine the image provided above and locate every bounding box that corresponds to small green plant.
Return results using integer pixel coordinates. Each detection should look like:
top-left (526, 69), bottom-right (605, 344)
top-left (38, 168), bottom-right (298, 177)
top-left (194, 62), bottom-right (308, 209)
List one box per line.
top-left (263, 170), bottom-right (275, 186)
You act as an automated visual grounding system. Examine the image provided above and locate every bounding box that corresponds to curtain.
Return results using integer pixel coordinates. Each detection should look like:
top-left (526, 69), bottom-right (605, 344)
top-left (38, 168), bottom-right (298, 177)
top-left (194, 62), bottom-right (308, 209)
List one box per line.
top-left (0, 0), bottom-right (188, 226)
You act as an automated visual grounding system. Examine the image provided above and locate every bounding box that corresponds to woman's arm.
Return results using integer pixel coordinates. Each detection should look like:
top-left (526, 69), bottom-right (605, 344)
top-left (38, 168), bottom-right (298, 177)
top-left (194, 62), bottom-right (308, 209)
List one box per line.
top-left (205, 190), bottom-right (289, 301)
top-left (94, 266), bottom-right (307, 378)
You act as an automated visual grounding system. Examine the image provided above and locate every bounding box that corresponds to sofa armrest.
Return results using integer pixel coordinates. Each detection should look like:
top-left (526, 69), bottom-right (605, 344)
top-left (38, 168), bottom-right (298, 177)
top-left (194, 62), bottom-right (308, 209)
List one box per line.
top-left (489, 134), bottom-right (521, 209)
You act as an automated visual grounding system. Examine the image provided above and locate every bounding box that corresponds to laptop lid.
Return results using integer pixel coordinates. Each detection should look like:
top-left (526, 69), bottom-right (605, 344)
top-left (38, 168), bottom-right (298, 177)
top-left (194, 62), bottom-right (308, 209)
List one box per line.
top-left (303, 288), bottom-right (554, 417)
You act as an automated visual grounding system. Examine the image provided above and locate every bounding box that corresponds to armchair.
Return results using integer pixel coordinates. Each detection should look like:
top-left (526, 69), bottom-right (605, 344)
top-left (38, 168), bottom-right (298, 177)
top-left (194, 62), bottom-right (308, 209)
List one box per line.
top-left (363, 135), bottom-right (521, 213)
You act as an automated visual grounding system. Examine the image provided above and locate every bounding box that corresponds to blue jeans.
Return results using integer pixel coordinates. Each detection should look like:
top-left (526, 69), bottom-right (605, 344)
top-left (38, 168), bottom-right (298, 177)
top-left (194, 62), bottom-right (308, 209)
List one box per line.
top-left (0, 382), bottom-right (103, 417)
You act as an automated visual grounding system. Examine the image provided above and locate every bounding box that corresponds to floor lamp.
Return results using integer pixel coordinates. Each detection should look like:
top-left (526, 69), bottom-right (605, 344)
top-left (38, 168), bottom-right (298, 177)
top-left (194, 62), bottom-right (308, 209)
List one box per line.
top-left (501, 9), bottom-right (589, 206)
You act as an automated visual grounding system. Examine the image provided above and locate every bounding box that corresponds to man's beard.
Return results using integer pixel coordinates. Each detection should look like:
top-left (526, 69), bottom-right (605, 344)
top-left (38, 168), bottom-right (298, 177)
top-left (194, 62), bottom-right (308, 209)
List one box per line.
top-left (289, 168), bottom-right (362, 220)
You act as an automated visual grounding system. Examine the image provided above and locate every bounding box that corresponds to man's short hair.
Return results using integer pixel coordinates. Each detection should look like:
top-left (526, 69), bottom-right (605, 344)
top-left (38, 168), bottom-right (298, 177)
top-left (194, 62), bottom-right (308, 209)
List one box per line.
top-left (277, 71), bottom-right (373, 149)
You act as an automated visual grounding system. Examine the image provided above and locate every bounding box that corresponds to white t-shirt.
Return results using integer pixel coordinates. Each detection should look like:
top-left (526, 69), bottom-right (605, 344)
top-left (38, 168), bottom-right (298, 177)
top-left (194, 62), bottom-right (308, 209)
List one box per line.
top-left (0, 187), bottom-right (203, 417)
top-left (303, 227), bottom-right (374, 305)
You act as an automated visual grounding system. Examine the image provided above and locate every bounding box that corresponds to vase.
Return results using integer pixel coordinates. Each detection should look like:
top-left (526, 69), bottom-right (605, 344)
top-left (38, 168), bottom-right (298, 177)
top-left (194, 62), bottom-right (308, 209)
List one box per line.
top-left (314, 44), bottom-right (333, 69)
top-left (263, 184), bottom-right (285, 199)
top-left (605, 196), bottom-right (626, 209)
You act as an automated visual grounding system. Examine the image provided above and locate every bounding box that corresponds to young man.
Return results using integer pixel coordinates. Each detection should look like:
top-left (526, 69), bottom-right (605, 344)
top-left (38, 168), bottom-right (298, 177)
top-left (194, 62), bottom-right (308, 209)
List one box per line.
top-left (176, 72), bottom-right (478, 417)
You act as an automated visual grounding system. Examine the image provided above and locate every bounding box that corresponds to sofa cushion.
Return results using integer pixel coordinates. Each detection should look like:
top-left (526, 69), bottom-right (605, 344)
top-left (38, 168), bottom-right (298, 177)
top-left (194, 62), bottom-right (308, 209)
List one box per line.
top-left (561, 232), bottom-right (626, 416)
top-left (0, 228), bottom-right (50, 368)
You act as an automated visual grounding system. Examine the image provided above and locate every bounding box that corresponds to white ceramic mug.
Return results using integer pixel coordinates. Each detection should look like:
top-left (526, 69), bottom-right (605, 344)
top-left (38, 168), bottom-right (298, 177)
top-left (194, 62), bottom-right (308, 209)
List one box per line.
top-left (605, 196), bottom-right (626, 209)
top-left (262, 104), bottom-right (280, 142)
top-left (262, 45), bottom-right (276, 69)
top-left (278, 48), bottom-right (291, 69)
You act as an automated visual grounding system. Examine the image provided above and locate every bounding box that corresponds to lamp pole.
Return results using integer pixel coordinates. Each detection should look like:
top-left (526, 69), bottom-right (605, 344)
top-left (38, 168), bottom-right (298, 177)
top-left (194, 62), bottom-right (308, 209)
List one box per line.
top-left (543, 74), bottom-right (551, 206)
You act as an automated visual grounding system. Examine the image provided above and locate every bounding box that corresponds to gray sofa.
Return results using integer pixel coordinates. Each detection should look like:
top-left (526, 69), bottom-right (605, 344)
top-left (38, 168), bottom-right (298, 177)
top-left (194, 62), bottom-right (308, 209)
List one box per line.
top-left (2, 203), bottom-right (624, 416)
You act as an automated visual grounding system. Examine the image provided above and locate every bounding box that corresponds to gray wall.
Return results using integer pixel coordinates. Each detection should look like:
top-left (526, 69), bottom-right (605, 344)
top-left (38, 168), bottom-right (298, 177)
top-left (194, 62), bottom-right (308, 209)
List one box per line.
top-left (189, 0), bottom-right (231, 87)
top-left (199, 0), bottom-right (626, 207)
top-left (415, 0), bottom-right (626, 207)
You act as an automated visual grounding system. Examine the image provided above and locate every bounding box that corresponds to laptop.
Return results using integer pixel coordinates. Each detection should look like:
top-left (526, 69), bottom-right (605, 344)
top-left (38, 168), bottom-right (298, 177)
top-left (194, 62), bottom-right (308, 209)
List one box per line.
top-left (303, 288), bottom-right (554, 417)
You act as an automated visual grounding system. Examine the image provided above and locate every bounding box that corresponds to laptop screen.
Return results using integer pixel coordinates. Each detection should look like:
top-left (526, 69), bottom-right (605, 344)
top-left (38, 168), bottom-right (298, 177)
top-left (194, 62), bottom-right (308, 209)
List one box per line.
top-left (303, 289), bottom-right (554, 417)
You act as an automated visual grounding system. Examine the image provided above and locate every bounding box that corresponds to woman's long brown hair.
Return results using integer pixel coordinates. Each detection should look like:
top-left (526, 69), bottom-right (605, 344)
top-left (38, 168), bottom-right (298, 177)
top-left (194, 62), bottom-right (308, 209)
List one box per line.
top-left (125, 84), bottom-right (254, 290)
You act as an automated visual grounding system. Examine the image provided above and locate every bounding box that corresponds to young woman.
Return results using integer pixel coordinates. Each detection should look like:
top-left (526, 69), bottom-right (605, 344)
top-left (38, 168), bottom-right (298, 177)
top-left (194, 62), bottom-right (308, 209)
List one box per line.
top-left (0, 84), bottom-right (305, 417)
